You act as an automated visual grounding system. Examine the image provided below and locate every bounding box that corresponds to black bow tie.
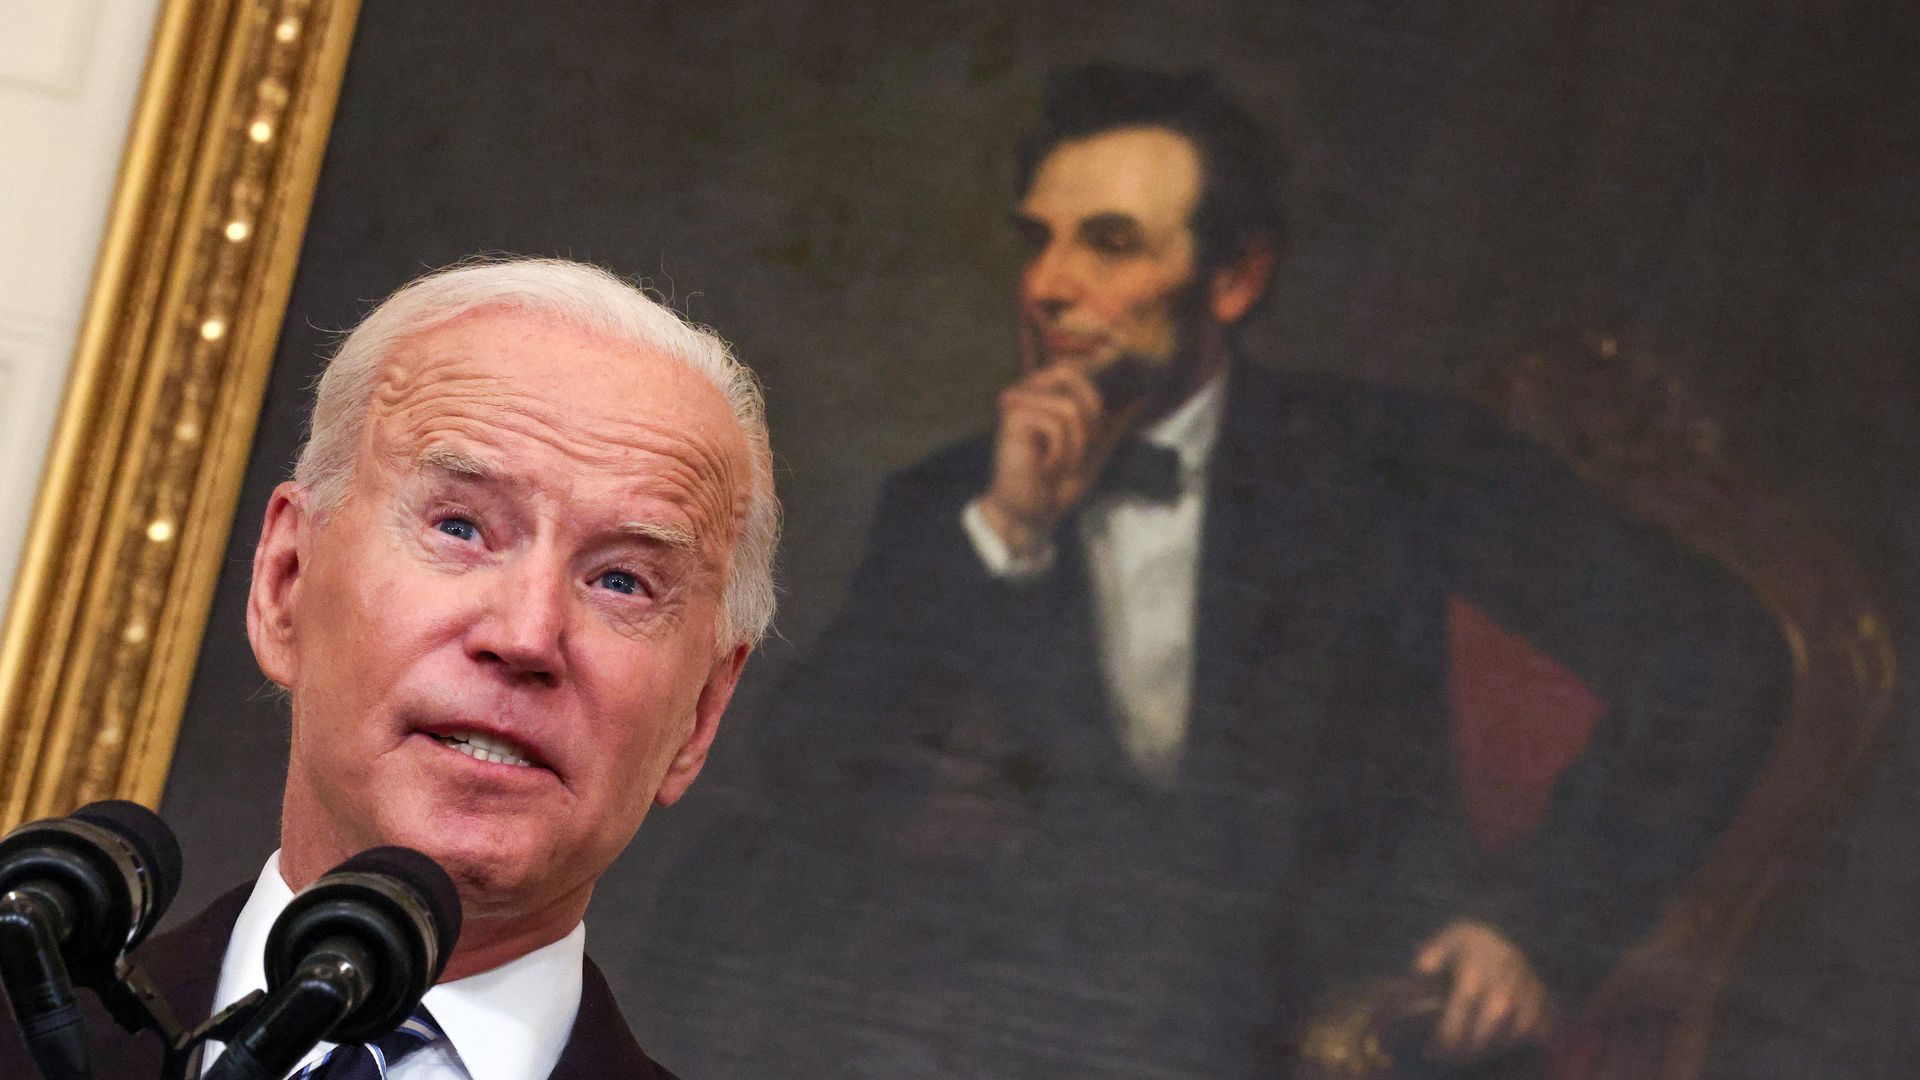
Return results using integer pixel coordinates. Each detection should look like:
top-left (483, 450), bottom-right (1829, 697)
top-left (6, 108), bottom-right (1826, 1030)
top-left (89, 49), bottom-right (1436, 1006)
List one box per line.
top-left (1094, 439), bottom-right (1182, 503)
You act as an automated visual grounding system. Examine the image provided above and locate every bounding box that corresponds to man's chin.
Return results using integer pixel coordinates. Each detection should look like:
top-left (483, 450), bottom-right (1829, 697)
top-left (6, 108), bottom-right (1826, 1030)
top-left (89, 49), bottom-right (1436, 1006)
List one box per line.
top-left (1089, 354), bottom-right (1173, 412)
top-left (447, 855), bottom-right (570, 920)
top-left (368, 817), bottom-right (559, 911)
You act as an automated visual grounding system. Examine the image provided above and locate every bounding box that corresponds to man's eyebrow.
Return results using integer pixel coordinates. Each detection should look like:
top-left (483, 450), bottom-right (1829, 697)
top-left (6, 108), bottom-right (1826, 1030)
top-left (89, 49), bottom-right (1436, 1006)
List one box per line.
top-left (1008, 211), bottom-right (1050, 236)
top-left (613, 520), bottom-right (699, 551)
top-left (407, 447), bottom-right (695, 549)
top-left (1077, 211), bottom-right (1144, 237)
top-left (413, 445), bottom-right (494, 481)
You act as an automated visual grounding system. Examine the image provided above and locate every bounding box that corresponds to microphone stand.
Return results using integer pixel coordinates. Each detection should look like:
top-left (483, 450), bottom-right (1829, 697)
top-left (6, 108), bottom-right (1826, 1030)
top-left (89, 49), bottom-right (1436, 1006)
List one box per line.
top-left (96, 958), bottom-right (195, 1080)
top-left (191, 934), bottom-right (375, 1080)
top-left (0, 882), bottom-right (204, 1080)
top-left (0, 886), bottom-right (89, 1080)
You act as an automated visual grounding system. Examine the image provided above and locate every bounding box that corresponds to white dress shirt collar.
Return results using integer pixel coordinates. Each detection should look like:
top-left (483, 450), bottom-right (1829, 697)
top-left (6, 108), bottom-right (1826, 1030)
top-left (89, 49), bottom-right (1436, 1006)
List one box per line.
top-left (1135, 369), bottom-right (1228, 480)
top-left (206, 850), bottom-right (583, 1080)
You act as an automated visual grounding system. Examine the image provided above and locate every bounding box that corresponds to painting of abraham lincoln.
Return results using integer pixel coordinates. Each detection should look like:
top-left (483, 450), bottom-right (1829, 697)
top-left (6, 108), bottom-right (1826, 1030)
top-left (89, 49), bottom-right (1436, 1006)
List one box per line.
top-left (133, 2), bottom-right (1914, 1078)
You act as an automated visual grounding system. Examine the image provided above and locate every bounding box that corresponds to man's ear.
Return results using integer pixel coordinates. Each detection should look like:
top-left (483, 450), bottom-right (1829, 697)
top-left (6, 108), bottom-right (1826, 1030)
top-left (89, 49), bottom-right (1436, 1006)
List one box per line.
top-left (1208, 241), bottom-right (1275, 325)
top-left (654, 642), bottom-right (751, 807)
top-left (247, 481), bottom-right (313, 689)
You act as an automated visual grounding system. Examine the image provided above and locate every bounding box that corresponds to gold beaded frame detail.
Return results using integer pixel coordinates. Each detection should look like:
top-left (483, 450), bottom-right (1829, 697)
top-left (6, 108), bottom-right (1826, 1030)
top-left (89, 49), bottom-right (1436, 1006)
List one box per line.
top-left (0, 0), bottom-right (362, 827)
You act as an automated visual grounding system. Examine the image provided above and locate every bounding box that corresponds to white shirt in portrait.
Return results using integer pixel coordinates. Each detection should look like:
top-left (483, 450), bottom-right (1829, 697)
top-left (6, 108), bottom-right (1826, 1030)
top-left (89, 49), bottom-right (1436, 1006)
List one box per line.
top-left (962, 372), bottom-right (1226, 786)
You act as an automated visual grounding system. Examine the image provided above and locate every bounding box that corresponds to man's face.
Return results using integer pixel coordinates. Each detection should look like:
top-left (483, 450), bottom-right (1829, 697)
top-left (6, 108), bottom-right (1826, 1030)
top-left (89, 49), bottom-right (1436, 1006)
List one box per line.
top-left (1012, 125), bottom-right (1210, 384)
top-left (250, 307), bottom-right (750, 921)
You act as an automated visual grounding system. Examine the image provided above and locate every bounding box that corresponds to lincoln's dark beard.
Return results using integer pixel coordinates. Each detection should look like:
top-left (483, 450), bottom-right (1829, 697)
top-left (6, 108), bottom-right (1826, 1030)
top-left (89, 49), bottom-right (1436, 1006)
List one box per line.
top-left (1098, 275), bottom-right (1222, 425)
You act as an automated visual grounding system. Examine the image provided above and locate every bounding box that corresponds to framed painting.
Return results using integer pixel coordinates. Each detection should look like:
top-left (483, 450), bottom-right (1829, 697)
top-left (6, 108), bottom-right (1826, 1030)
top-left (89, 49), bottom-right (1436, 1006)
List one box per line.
top-left (0, 0), bottom-right (360, 827)
top-left (5, 2), bottom-right (1913, 1077)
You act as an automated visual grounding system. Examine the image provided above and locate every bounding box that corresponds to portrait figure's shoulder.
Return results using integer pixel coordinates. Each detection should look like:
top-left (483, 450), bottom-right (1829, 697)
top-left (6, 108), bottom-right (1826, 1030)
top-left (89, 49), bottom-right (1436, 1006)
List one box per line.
top-left (1228, 366), bottom-right (1535, 484)
top-left (896, 430), bottom-right (997, 486)
top-left (876, 430), bottom-right (999, 512)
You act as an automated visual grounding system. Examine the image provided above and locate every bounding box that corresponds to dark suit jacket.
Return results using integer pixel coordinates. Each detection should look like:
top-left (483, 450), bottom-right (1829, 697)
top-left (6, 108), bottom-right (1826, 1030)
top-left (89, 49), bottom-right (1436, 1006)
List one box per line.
top-left (0, 884), bottom-right (678, 1079)
top-left (680, 364), bottom-right (1787, 1077)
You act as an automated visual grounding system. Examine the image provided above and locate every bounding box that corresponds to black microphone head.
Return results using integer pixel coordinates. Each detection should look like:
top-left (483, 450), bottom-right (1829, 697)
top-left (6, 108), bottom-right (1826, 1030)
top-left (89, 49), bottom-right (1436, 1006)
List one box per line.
top-left (328, 846), bottom-right (462, 964)
top-left (71, 800), bottom-right (183, 929)
top-left (0, 800), bottom-right (180, 978)
top-left (265, 846), bottom-right (462, 1042)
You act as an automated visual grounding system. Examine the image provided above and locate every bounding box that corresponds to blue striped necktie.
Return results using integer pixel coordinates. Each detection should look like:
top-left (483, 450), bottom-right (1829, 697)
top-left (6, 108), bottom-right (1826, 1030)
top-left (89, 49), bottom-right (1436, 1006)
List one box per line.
top-left (292, 1008), bottom-right (444, 1079)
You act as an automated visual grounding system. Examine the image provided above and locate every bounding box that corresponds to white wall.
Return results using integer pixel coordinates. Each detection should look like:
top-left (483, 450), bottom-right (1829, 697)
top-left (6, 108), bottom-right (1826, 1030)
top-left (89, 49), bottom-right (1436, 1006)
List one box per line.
top-left (0, 0), bottom-right (162, 608)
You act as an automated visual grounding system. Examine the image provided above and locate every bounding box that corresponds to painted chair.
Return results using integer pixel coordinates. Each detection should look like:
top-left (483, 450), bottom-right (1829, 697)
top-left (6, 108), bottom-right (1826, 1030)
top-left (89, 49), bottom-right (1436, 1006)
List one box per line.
top-left (1296, 332), bottom-right (1892, 1080)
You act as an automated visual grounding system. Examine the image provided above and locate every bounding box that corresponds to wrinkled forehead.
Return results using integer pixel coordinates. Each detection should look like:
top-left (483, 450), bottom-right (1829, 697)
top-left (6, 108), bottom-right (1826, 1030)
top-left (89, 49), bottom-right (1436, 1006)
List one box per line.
top-left (361, 309), bottom-right (752, 546)
top-left (1022, 125), bottom-right (1205, 227)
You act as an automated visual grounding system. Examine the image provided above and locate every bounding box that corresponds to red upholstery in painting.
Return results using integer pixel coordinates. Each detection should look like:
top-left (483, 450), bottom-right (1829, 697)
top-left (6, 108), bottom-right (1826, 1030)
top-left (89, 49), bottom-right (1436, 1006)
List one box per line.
top-left (1447, 596), bottom-right (1607, 854)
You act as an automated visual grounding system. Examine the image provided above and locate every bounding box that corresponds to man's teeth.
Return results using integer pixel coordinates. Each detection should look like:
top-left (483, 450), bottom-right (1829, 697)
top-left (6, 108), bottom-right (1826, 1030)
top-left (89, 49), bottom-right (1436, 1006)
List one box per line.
top-left (434, 731), bottom-right (532, 768)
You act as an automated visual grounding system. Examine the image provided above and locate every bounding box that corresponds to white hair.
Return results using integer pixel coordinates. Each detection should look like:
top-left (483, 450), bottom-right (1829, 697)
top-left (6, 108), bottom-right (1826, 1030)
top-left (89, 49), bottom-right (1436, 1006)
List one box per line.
top-left (294, 256), bottom-right (779, 649)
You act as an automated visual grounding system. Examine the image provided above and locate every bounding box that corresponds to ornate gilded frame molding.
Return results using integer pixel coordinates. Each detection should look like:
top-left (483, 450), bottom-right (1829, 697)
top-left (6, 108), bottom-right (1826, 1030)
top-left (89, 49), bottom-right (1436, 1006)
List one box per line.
top-left (0, 0), bottom-right (361, 828)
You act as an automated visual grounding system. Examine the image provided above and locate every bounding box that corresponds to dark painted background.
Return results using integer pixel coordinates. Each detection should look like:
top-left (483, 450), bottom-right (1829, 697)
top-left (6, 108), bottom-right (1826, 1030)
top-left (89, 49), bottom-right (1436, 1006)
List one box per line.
top-left (158, 1), bottom-right (1919, 1075)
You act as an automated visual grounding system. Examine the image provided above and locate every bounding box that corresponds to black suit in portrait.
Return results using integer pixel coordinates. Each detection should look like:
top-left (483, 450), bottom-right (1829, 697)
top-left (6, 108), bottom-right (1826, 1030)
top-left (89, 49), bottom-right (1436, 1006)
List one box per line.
top-left (0, 884), bottom-right (679, 1080)
top-left (658, 362), bottom-right (1787, 1079)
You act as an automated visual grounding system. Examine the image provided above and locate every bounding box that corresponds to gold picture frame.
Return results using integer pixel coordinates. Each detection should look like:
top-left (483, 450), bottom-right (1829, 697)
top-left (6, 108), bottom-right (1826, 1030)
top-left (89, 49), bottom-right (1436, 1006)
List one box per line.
top-left (0, 0), bottom-right (362, 828)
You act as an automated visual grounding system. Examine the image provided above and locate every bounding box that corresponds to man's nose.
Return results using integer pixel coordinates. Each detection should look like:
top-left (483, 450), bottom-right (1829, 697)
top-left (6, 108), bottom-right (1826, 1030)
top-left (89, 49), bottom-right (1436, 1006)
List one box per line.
top-left (468, 556), bottom-right (568, 687)
top-left (1022, 241), bottom-right (1081, 316)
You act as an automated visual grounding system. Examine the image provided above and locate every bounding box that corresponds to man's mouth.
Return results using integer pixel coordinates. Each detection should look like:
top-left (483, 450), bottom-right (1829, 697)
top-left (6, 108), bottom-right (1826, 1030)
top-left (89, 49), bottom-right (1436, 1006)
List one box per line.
top-left (1042, 330), bottom-right (1106, 355)
top-left (431, 730), bottom-right (538, 769)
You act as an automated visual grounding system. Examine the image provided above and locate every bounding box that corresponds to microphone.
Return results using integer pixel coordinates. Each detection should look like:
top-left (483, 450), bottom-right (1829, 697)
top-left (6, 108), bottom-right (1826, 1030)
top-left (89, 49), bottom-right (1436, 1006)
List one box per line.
top-left (205, 847), bottom-right (460, 1080)
top-left (0, 800), bottom-right (183, 1080)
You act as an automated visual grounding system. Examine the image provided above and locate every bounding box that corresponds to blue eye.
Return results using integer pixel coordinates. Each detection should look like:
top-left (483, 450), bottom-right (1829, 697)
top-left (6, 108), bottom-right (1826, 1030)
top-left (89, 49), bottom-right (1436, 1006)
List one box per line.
top-left (597, 570), bottom-right (641, 595)
top-left (436, 517), bottom-right (479, 542)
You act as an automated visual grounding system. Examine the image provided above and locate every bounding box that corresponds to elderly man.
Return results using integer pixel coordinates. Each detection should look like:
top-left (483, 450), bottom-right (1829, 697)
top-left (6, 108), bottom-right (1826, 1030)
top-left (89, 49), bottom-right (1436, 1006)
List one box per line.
top-left (2, 257), bottom-right (777, 1079)
top-left (706, 64), bottom-right (1785, 1077)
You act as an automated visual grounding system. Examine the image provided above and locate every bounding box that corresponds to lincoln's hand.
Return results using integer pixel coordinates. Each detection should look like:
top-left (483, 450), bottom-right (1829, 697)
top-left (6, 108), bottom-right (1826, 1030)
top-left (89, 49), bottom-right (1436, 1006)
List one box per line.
top-left (1413, 920), bottom-right (1554, 1061)
top-left (976, 365), bottom-right (1127, 557)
